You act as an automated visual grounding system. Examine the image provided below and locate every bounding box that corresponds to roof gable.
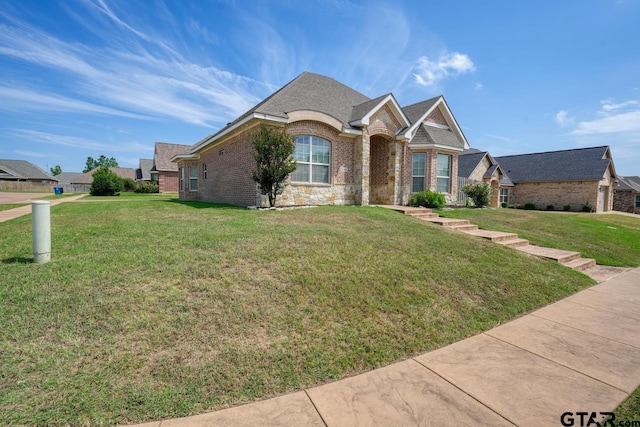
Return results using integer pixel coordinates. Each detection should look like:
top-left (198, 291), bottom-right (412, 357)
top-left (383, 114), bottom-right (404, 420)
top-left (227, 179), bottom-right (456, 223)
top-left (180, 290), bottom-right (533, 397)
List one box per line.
top-left (154, 142), bottom-right (191, 172)
top-left (0, 159), bottom-right (55, 180)
top-left (495, 146), bottom-right (614, 183)
top-left (349, 93), bottom-right (410, 131)
top-left (617, 176), bottom-right (640, 192)
top-left (402, 96), bottom-right (469, 150)
top-left (458, 151), bottom-right (489, 178)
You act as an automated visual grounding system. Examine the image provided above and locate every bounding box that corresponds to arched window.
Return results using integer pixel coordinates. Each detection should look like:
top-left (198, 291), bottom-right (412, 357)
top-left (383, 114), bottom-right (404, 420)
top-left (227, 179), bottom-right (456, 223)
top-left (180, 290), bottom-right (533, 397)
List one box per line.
top-left (291, 135), bottom-right (331, 184)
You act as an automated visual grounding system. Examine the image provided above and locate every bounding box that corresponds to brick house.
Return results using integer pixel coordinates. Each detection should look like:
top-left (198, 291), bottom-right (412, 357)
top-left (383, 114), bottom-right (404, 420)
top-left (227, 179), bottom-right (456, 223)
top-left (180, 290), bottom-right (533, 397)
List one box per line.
top-left (613, 176), bottom-right (640, 214)
top-left (0, 159), bottom-right (57, 192)
top-left (173, 72), bottom-right (469, 207)
top-left (494, 146), bottom-right (617, 212)
top-left (151, 142), bottom-right (191, 193)
top-left (458, 149), bottom-right (513, 208)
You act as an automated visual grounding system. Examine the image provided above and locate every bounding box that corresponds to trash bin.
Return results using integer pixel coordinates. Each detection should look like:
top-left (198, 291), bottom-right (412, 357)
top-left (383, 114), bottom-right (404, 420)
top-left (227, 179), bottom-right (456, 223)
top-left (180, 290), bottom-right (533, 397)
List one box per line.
top-left (54, 187), bottom-right (63, 195)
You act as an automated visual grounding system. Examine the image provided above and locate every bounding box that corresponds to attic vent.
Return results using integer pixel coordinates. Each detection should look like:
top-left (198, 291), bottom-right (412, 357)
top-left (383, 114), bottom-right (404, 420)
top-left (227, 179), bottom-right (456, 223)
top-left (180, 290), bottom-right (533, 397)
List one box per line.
top-left (219, 149), bottom-right (225, 156)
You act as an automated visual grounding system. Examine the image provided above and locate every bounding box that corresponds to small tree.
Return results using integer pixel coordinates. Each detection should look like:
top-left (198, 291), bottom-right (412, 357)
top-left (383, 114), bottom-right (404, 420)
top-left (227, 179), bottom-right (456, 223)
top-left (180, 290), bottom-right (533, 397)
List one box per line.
top-left (251, 124), bottom-right (297, 207)
top-left (84, 155), bottom-right (119, 173)
top-left (463, 183), bottom-right (492, 208)
top-left (50, 165), bottom-right (62, 176)
top-left (90, 166), bottom-right (124, 196)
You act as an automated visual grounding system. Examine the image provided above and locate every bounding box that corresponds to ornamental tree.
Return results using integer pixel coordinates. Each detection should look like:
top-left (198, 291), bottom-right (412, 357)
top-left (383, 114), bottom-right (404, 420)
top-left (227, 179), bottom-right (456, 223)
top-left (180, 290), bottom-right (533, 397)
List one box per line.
top-left (251, 124), bottom-right (297, 207)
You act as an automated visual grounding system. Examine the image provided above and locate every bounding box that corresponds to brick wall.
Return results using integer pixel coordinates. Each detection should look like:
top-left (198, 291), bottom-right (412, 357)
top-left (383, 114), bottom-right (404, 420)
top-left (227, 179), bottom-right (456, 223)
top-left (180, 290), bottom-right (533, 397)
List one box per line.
top-left (425, 107), bottom-right (447, 126)
top-left (613, 189), bottom-right (640, 213)
top-left (159, 171), bottom-right (179, 193)
top-left (405, 148), bottom-right (459, 204)
top-left (509, 181), bottom-right (600, 211)
top-left (369, 135), bottom-right (390, 204)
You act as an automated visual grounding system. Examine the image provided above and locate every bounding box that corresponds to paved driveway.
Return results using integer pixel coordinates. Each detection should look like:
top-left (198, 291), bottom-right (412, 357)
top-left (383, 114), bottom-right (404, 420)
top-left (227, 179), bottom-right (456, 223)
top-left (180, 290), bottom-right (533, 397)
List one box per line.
top-left (0, 192), bottom-right (51, 204)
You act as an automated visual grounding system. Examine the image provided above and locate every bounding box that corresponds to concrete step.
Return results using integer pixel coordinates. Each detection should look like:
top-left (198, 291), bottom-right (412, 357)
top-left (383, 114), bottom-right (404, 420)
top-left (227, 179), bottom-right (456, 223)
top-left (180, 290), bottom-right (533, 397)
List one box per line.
top-left (407, 212), bottom-right (440, 219)
top-left (562, 257), bottom-right (597, 271)
top-left (515, 245), bottom-right (582, 264)
top-left (496, 238), bottom-right (530, 248)
top-left (447, 224), bottom-right (479, 231)
top-left (461, 229), bottom-right (520, 243)
top-left (422, 217), bottom-right (472, 227)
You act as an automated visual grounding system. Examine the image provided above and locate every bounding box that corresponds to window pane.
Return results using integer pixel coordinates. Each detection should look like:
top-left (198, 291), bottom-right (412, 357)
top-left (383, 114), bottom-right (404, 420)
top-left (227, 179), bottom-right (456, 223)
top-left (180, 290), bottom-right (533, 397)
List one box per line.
top-left (437, 154), bottom-right (450, 177)
top-left (437, 177), bottom-right (449, 193)
top-left (312, 165), bottom-right (329, 183)
top-left (294, 136), bottom-right (310, 162)
top-left (311, 137), bottom-right (330, 164)
top-left (291, 163), bottom-right (309, 182)
top-left (412, 177), bottom-right (425, 193)
top-left (636, 195), bottom-right (640, 208)
top-left (412, 153), bottom-right (425, 176)
top-left (190, 178), bottom-right (198, 190)
top-left (189, 166), bottom-right (197, 178)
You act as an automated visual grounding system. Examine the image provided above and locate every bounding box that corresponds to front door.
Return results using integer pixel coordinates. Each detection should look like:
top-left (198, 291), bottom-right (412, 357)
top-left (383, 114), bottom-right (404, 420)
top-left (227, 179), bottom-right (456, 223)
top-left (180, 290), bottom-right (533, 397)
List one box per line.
top-left (598, 186), bottom-right (605, 212)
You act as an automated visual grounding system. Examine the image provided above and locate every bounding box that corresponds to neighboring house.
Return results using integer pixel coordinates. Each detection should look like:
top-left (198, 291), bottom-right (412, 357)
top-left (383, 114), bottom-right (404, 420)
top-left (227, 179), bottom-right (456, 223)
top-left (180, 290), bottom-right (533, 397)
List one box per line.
top-left (173, 71), bottom-right (469, 207)
top-left (613, 176), bottom-right (640, 214)
top-left (494, 146), bottom-right (616, 212)
top-left (136, 158), bottom-right (154, 182)
top-left (151, 143), bottom-right (191, 192)
top-left (71, 167), bottom-right (137, 192)
top-left (54, 172), bottom-right (83, 193)
top-left (0, 159), bottom-right (56, 191)
top-left (457, 149), bottom-right (513, 207)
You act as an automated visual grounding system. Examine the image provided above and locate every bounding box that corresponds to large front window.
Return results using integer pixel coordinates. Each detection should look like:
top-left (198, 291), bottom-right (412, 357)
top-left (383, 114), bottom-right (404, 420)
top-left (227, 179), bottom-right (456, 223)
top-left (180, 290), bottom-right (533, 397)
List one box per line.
top-left (291, 135), bottom-right (330, 184)
top-left (412, 153), bottom-right (426, 192)
top-left (189, 166), bottom-right (198, 191)
top-left (499, 188), bottom-right (509, 204)
top-left (436, 154), bottom-right (451, 193)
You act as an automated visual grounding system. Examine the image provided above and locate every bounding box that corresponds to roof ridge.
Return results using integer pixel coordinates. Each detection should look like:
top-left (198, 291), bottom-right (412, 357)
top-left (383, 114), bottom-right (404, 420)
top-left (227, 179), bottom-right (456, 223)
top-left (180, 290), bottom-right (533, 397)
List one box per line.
top-left (496, 145), bottom-right (609, 159)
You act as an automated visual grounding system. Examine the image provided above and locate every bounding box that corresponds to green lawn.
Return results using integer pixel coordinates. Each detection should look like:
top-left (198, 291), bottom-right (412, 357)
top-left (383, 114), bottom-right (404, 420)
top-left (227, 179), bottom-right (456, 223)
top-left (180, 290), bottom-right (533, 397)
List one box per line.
top-left (438, 208), bottom-right (640, 267)
top-left (0, 203), bottom-right (27, 212)
top-left (0, 201), bottom-right (602, 425)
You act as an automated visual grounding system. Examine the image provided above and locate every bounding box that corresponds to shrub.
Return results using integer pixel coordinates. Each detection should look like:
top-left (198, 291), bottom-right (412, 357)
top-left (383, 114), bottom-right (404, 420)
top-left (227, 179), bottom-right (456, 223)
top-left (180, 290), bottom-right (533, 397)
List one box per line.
top-left (501, 202), bottom-right (508, 208)
top-left (524, 203), bottom-right (536, 210)
top-left (546, 205), bottom-right (555, 211)
top-left (122, 178), bottom-right (137, 192)
top-left (582, 204), bottom-right (594, 213)
top-left (90, 166), bottom-right (124, 196)
top-left (135, 181), bottom-right (159, 193)
top-left (409, 190), bottom-right (446, 209)
top-left (462, 183), bottom-right (492, 208)
top-left (563, 205), bottom-right (571, 211)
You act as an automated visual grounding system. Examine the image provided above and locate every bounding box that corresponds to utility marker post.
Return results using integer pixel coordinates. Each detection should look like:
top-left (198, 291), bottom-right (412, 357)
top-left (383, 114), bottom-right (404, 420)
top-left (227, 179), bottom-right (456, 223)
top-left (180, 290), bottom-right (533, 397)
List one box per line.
top-left (32, 200), bottom-right (51, 264)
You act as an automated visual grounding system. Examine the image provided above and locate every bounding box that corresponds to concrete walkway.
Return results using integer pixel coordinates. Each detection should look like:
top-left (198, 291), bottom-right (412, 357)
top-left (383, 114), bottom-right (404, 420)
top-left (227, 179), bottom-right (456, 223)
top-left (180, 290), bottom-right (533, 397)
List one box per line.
top-left (0, 194), bottom-right (86, 223)
top-left (127, 266), bottom-right (640, 427)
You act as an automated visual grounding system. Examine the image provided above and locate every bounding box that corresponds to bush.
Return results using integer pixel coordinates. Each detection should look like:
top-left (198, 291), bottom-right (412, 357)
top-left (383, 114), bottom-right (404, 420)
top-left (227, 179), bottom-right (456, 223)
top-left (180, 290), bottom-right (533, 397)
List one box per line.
top-left (546, 205), bottom-right (555, 211)
top-left (122, 178), bottom-right (137, 192)
top-left (582, 204), bottom-right (594, 213)
top-left (135, 181), bottom-right (160, 193)
top-left (409, 190), bottom-right (446, 209)
top-left (524, 203), bottom-right (536, 210)
top-left (501, 202), bottom-right (508, 208)
top-left (563, 205), bottom-right (571, 211)
top-left (462, 183), bottom-right (492, 208)
top-left (90, 166), bottom-right (123, 196)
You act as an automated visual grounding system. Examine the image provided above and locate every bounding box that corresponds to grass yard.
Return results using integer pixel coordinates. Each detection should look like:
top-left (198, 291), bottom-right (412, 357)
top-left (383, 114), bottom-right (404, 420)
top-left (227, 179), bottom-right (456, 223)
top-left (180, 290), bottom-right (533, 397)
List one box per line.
top-left (0, 203), bottom-right (27, 212)
top-left (1, 200), bottom-right (597, 425)
top-left (438, 208), bottom-right (640, 267)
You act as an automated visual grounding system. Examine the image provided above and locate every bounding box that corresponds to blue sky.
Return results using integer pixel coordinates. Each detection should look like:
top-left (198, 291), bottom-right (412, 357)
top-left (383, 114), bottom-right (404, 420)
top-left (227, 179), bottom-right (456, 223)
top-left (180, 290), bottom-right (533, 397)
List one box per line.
top-left (1, 0), bottom-right (639, 176)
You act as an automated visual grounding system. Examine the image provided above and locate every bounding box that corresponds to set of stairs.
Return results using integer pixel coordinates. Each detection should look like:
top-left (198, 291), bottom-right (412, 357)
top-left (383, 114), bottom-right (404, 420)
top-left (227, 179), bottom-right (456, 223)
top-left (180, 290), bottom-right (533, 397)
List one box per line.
top-left (389, 206), bottom-right (596, 272)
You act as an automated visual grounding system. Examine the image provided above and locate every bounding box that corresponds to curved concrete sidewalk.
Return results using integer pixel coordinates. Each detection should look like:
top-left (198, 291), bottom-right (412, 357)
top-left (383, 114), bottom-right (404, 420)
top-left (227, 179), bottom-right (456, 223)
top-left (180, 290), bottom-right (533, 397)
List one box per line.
top-left (0, 194), bottom-right (86, 223)
top-left (128, 267), bottom-right (640, 427)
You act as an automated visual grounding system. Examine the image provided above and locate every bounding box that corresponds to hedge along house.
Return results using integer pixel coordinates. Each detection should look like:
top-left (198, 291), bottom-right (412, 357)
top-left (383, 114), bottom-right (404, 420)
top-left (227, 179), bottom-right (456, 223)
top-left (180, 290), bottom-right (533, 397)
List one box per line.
top-left (494, 146), bottom-right (617, 212)
top-left (173, 72), bottom-right (469, 207)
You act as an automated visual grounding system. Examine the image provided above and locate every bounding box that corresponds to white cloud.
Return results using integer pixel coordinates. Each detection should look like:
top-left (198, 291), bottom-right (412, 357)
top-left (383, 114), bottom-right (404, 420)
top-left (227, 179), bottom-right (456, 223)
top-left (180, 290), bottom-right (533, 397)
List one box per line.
top-left (474, 82), bottom-right (484, 90)
top-left (15, 150), bottom-right (48, 158)
top-left (599, 99), bottom-right (638, 114)
top-left (412, 52), bottom-right (475, 87)
top-left (555, 110), bottom-right (574, 126)
top-left (571, 110), bottom-right (640, 135)
top-left (486, 134), bottom-right (511, 143)
top-left (12, 129), bottom-right (152, 152)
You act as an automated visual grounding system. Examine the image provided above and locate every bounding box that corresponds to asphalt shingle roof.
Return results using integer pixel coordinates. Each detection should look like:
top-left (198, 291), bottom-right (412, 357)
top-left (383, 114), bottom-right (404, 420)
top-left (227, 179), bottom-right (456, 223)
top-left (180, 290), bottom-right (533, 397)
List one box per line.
top-left (349, 94), bottom-right (390, 123)
top-left (401, 97), bottom-right (441, 124)
top-left (72, 167), bottom-right (137, 184)
top-left (54, 172), bottom-right (82, 184)
top-left (410, 124), bottom-right (464, 150)
top-left (0, 159), bottom-right (55, 180)
top-left (137, 158), bottom-right (154, 180)
top-left (617, 176), bottom-right (640, 192)
top-left (495, 146), bottom-right (612, 183)
top-left (458, 151), bottom-right (488, 178)
top-left (154, 143), bottom-right (191, 172)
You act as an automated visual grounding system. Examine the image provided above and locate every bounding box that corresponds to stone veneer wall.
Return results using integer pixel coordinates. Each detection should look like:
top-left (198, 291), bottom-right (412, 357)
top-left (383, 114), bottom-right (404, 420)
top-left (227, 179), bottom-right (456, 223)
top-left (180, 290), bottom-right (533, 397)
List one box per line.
top-left (509, 181), bottom-right (602, 211)
top-left (613, 189), bottom-right (639, 213)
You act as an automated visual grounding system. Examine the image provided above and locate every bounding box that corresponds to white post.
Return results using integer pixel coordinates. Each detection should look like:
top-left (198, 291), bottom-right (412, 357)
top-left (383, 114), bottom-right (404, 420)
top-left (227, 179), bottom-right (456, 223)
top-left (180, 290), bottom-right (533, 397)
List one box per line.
top-left (32, 200), bottom-right (51, 264)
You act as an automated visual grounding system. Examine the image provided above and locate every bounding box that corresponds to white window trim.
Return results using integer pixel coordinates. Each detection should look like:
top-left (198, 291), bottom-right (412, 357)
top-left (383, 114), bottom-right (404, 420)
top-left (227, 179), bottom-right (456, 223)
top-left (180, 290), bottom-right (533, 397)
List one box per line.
top-left (292, 135), bottom-right (331, 184)
top-left (411, 152), bottom-right (426, 193)
top-left (499, 188), bottom-right (509, 204)
top-left (179, 167), bottom-right (184, 192)
top-left (203, 164), bottom-right (207, 180)
top-left (189, 165), bottom-right (198, 191)
top-left (436, 154), bottom-right (451, 194)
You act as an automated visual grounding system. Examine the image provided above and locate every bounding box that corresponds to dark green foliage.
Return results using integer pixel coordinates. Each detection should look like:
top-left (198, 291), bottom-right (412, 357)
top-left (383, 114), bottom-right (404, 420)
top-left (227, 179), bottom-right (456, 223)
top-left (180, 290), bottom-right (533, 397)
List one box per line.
top-left (582, 204), bottom-right (594, 212)
top-left (524, 203), bottom-right (536, 210)
top-left (462, 183), bottom-right (492, 208)
top-left (501, 202), bottom-right (508, 208)
top-left (49, 165), bottom-right (62, 176)
top-left (409, 190), bottom-right (446, 209)
top-left (135, 181), bottom-right (159, 193)
top-left (122, 178), bottom-right (137, 192)
top-left (84, 155), bottom-right (119, 173)
top-left (563, 205), bottom-right (571, 211)
top-left (546, 205), bottom-right (555, 211)
top-left (90, 166), bottom-right (124, 196)
top-left (251, 124), bottom-right (297, 207)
